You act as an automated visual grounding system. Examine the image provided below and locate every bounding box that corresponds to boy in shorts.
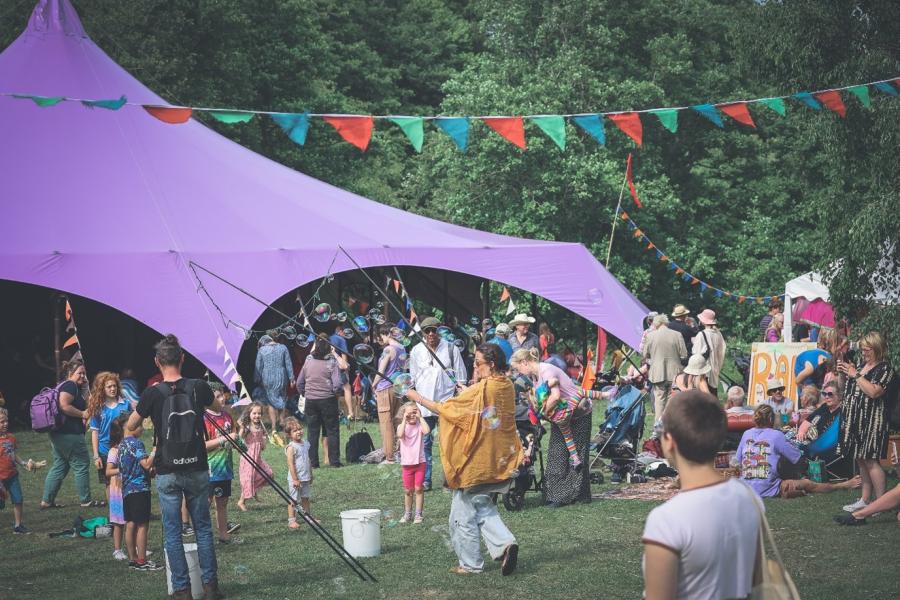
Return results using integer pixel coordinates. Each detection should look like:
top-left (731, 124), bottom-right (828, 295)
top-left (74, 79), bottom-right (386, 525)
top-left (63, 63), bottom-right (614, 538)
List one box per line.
top-left (0, 407), bottom-right (36, 534)
top-left (205, 383), bottom-right (240, 543)
top-left (110, 419), bottom-right (161, 570)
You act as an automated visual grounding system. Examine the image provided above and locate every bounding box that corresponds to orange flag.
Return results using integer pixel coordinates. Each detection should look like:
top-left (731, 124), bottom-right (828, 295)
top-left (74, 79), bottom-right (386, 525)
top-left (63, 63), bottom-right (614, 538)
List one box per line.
top-left (482, 117), bottom-right (526, 149)
top-left (500, 287), bottom-right (510, 302)
top-left (718, 102), bottom-right (756, 128)
top-left (323, 116), bottom-right (374, 150)
top-left (393, 279), bottom-right (401, 294)
top-left (815, 90), bottom-right (847, 118)
top-left (607, 112), bottom-right (643, 146)
top-left (144, 106), bottom-right (193, 124)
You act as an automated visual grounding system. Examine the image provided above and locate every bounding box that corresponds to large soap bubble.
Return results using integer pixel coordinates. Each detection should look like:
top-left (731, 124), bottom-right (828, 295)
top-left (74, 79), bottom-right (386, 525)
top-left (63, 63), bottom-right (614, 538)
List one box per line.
top-left (391, 372), bottom-right (414, 396)
top-left (339, 327), bottom-right (355, 340)
top-left (437, 326), bottom-right (452, 339)
top-left (352, 315), bottom-right (369, 333)
top-left (353, 343), bottom-right (375, 364)
top-left (334, 311), bottom-right (348, 322)
top-left (312, 302), bottom-right (332, 322)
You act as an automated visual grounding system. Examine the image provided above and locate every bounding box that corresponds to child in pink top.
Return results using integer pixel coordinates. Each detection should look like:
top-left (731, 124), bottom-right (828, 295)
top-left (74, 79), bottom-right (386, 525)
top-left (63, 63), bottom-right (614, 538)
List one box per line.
top-left (396, 402), bottom-right (430, 524)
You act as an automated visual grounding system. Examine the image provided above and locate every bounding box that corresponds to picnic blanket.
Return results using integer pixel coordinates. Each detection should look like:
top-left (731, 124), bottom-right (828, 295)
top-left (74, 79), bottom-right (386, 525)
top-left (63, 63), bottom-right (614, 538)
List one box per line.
top-left (592, 477), bottom-right (680, 502)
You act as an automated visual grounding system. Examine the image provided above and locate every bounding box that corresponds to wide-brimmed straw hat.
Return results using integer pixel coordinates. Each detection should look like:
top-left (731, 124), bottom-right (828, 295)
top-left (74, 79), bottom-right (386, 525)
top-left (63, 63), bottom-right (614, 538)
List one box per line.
top-left (767, 378), bottom-right (786, 392)
top-left (697, 309), bottom-right (717, 326)
top-left (671, 304), bottom-right (690, 318)
top-left (508, 313), bottom-right (536, 327)
top-left (683, 354), bottom-right (711, 376)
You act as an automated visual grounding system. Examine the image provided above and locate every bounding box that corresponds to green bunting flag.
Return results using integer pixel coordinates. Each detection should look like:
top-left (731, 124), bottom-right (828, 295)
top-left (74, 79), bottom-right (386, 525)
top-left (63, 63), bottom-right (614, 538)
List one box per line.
top-left (757, 97), bottom-right (786, 116)
top-left (530, 115), bottom-right (566, 150)
top-left (81, 95), bottom-right (126, 110)
top-left (13, 94), bottom-right (65, 107)
top-left (651, 109), bottom-right (679, 133)
top-left (847, 85), bottom-right (871, 108)
top-left (208, 110), bottom-right (254, 124)
top-left (388, 117), bottom-right (424, 152)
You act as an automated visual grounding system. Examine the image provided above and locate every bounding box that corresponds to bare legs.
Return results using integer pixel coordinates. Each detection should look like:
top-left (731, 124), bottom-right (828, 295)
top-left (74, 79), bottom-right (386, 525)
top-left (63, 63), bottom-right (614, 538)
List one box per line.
top-left (857, 458), bottom-right (887, 503)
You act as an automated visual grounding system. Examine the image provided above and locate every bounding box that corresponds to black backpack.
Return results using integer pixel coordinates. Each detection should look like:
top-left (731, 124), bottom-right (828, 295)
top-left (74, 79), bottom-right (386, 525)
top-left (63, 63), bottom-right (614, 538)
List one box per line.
top-left (154, 380), bottom-right (206, 471)
top-left (345, 429), bottom-right (375, 464)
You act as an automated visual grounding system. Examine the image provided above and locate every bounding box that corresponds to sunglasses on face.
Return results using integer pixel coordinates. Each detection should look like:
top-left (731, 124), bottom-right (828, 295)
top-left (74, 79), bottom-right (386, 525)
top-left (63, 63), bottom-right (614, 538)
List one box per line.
top-left (771, 388), bottom-right (785, 393)
top-left (821, 391), bottom-right (835, 398)
top-left (423, 328), bottom-right (438, 334)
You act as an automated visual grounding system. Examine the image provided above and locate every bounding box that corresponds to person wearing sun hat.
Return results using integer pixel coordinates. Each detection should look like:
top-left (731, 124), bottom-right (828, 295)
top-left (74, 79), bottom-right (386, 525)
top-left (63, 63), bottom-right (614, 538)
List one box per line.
top-left (672, 355), bottom-right (713, 395)
top-left (761, 378), bottom-right (793, 421)
top-left (507, 314), bottom-right (539, 353)
top-left (691, 309), bottom-right (727, 392)
top-left (668, 304), bottom-right (698, 355)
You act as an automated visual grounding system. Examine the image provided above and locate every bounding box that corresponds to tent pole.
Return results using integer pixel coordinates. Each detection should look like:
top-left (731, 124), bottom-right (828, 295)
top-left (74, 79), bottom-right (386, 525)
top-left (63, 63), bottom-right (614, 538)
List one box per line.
top-left (605, 172), bottom-right (629, 267)
top-left (482, 279), bottom-right (490, 322)
top-left (53, 293), bottom-right (62, 381)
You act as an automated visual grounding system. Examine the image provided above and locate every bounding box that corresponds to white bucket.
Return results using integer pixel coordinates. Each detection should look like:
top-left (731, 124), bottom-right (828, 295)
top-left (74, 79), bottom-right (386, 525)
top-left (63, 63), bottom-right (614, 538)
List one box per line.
top-left (339, 509), bottom-right (382, 557)
top-left (165, 542), bottom-right (204, 599)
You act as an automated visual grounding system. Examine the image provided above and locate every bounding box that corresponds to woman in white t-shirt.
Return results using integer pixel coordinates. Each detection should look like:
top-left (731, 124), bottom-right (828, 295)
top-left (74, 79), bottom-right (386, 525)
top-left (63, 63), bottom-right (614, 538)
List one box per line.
top-left (642, 390), bottom-right (761, 600)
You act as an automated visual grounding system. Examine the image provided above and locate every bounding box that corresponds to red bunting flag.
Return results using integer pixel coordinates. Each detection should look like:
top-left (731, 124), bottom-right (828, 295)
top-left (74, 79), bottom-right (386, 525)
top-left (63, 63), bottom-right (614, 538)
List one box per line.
top-left (393, 279), bottom-right (401, 294)
top-left (675, 268), bottom-right (685, 275)
top-left (65, 300), bottom-right (73, 321)
top-left (625, 153), bottom-right (644, 208)
top-left (144, 106), bottom-right (193, 124)
top-left (646, 242), bottom-right (654, 250)
top-left (500, 287), bottom-right (510, 302)
top-left (815, 90), bottom-right (847, 117)
top-left (63, 334), bottom-right (79, 348)
top-left (691, 277), bottom-right (700, 285)
top-left (607, 112), bottom-right (643, 146)
top-left (718, 102), bottom-right (756, 128)
top-left (660, 255), bottom-right (668, 262)
top-left (323, 116), bottom-right (374, 150)
top-left (633, 229), bottom-right (643, 238)
top-left (739, 296), bottom-right (747, 304)
top-left (482, 117), bottom-right (526, 149)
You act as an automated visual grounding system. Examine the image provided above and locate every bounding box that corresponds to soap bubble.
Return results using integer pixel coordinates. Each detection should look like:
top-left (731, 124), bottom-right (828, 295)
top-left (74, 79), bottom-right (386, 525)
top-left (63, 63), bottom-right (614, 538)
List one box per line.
top-left (437, 326), bottom-right (451, 339)
top-left (534, 382), bottom-right (551, 405)
top-left (463, 325), bottom-right (477, 337)
top-left (313, 302), bottom-right (332, 322)
top-left (368, 309), bottom-right (386, 325)
top-left (335, 311), bottom-right (348, 322)
top-left (482, 318), bottom-right (494, 329)
top-left (391, 372), bottom-right (414, 396)
top-left (400, 336), bottom-right (412, 347)
top-left (397, 353), bottom-right (410, 371)
top-left (485, 327), bottom-right (496, 337)
top-left (446, 333), bottom-right (457, 343)
top-left (281, 325), bottom-right (297, 340)
top-left (390, 327), bottom-right (404, 340)
top-left (481, 405), bottom-right (501, 429)
top-left (352, 315), bottom-right (369, 333)
top-left (469, 316), bottom-right (480, 326)
top-left (296, 334), bottom-right (314, 348)
top-left (339, 327), bottom-right (355, 340)
top-left (453, 339), bottom-right (466, 350)
top-left (233, 564), bottom-right (250, 585)
top-left (587, 288), bottom-right (604, 305)
top-left (353, 344), bottom-right (375, 364)
top-left (382, 509), bottom-right (398, 528)
top-left (375, 301), bottom-right (385, 310)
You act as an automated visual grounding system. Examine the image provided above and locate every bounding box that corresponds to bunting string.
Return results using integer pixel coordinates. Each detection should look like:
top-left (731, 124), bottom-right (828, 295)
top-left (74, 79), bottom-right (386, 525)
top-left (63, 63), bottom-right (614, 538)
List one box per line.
top-left (3, 74), bottom-right (897, 151)
top-left (619, 211), bottom-right (785, 305)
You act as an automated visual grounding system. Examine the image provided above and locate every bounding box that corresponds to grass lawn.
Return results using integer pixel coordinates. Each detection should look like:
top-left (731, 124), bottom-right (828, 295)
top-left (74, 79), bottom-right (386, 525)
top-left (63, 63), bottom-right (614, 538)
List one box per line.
top-left (2, 404), bottom-right (898, 600)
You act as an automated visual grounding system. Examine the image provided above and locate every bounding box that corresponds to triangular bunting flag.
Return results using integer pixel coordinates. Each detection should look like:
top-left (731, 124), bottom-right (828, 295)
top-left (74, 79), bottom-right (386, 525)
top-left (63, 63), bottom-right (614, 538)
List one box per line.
top-left (144, 106), bottom-right (193, 124)
top-left (690, 277), bottom-right (700, 285)
top-left (874, 82), bottom-right (898, 97)
top-left (223, 349), bottom-right (233, 364)
top-left (216, 337), bottom-right (225, 352)
top-left (667, 261), bottom-right (677, 270)
top-left (434, 117), bottom-right (470, 151)
top-left (393, 279), bottom-right (401, 294)
top-left (714, 289), bottom-right (724, 298)
top-left (65, 300), bottom-right (73, 321)
top-left (847, 85), bottom-right (871, 108)
top-left (571, 114), bottom-right (605, 145)
top-left (323, 116), bottom-right (374, 150)
top-left (757, 97), bottom-right (786, 116)
top-left (700, 282), bottom-right (708, 293)
top-left (675, 268), bottom-right (685, 275)
top-left (691, 104), bottom-right (724, 127)
top-left (223, 362), bottom-right (236, 377)
top-left (405, 298), bottom-right (413, 311)
top-left (625, 153), bottom-right (643, 209)
top-left (271, 113), bottom-right (310, 145)
top-left (388, 117), bottom-right (425, 152)
top-left (409, 308), bottom-right (418, 322)
top-left (815, 90), bottom-right (846, 117)
top-left (793, 92), bottom-right (822, 110)
top-left (482, 117), bottom-right (526, 149)
top-left (13, 94), bottom-right (65, 107)
top-left (646, 242), bottom-right (654, 250)
top-left (63, 334), bottom-right (79, 349)
top-left (607, 112), bottom-right (642, 146)
top-left (82, 95), bottom-right (127, 110)
top-left (739, 296), bottom-right (747, 304)
top-left (682, 273), bottom-right (693, 282)
top-left (530, 116), bottom-right (566, 150)
top-left (650, 109), bottom-right (679, 133)
top-left (506, 298), bottom-right (517, 316)
top-left (229, 372), bottom-right (241, 386)
top-left (620, 211), bottom-right (629, 221)
top-left (500, 287), bottom-right (510, 302)
top-left (209, 110), bottom-right (255, 124)
top-left (718, 102), bottom-right (756, 127)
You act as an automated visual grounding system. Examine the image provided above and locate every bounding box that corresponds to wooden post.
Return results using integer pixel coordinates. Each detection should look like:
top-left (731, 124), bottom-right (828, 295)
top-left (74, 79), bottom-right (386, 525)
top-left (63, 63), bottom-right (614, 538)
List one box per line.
top-left (482, 279), bottom-right (490, 321)
top-left (53, 293), bottom-right (62, 381)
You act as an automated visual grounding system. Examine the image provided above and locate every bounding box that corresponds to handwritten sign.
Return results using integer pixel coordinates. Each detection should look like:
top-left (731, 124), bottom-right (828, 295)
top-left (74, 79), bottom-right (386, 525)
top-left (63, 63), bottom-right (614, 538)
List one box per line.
top-left (748, 342), bottom-right (817, 405)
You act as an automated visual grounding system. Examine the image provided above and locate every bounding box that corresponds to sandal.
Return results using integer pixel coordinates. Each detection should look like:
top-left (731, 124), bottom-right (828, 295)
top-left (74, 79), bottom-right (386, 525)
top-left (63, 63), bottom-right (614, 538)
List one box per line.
top-left (79, 500), bottom-right (107, 508)
top-left (448, 566), bottom-right (473, 575)
top-left (40, 502), bottom-right (65, 510)
top-left (501, 543), bottom-right (519, 576)
top-left (833, 513), bottom-right (866, 526)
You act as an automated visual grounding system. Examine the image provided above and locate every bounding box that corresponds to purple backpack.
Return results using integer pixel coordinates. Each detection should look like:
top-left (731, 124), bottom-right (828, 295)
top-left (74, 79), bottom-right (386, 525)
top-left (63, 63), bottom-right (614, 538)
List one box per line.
top-left (30, 382), bottom-right (66, 433)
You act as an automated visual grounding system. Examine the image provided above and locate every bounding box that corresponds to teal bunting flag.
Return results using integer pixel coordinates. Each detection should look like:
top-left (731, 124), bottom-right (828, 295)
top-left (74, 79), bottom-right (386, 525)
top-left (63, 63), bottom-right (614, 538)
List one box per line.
top-left (651, 109), bottom-right (679, 133)
top-left (714, 289), bottom-right (724, 298)
top-left (81, 95), bottom-right (127, 110)
top-left (758, 97), bottom-right (786, 116)
top-left (571, 114), bottom-right (605, 145)
top-left (847, 85), bottom-right (871, 108)
top-left (667, 262), bottom-right (678, 271)
top-left (434, 117), bottom-right (470, 151)
top-left (388, 117), bottom-right (425, 152)
top-left (681, 272), bottom-right (693, 282)
top-left (700, 282), bottom-right (708, 294)
top-left (691, 104), bottom-right (723, 127)
top-left (271, 112), bottom-right (310, 145)
top-left (530, 115), bottom-right (566, 150)
top-left (209, 110), bottom-right (255, 124)
top-left (13, 94), bottom-right (66, 107)
top-left (874, 82), bottom-right (898, 97)
top-left (793, 92), bottom-right (822, 110)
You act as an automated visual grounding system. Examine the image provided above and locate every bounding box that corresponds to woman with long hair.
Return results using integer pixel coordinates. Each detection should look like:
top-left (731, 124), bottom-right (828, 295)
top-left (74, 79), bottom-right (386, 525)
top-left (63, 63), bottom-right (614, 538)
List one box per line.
top-left (296, 335), bottom-right (344, 468)
top-left (538, 323), bottom-right (555, 361)
top-left (838, 332), bottom-right (896, 514)
top-left (41, 359), bottom-right (102, 509)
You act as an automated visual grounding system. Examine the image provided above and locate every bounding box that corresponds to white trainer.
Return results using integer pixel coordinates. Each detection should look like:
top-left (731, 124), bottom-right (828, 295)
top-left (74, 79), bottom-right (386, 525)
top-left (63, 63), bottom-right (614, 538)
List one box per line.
top-left (113, 549), bottom-right (128, 561)
top-left (843, 498), bottom-right (868, 512)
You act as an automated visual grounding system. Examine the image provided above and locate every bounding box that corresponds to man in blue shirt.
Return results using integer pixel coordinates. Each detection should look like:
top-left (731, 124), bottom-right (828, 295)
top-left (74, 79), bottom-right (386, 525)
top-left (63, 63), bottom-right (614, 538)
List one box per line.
top-left (489, 323), bottom-right (513, 363)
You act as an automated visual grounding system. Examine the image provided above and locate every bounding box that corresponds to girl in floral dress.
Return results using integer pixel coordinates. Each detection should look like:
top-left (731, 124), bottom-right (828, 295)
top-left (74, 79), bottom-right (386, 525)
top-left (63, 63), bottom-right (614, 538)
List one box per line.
top-left (237, 403), bottom-right (273, 511)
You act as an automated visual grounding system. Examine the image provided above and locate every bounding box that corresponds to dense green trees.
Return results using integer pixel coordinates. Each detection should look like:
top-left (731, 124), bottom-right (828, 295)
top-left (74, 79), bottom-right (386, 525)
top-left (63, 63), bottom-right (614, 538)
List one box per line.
top-left (2, 0), bottom-right (896, 354)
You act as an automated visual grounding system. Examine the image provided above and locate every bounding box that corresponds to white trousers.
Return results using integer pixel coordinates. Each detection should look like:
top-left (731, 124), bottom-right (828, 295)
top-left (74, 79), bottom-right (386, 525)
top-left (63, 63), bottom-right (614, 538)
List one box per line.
top-left (449, 489), bottom-right (516, 572)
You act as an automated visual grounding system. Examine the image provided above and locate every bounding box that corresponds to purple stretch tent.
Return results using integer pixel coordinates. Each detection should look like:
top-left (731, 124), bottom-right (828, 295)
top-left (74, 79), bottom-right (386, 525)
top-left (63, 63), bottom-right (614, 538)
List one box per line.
top-left (0, 0), bottom-right (648, 381)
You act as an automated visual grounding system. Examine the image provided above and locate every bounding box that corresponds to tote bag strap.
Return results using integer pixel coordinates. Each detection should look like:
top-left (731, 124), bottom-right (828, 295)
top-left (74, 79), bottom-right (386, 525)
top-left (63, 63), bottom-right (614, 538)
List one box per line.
top-left (743, 481), bottom-right (801, 599)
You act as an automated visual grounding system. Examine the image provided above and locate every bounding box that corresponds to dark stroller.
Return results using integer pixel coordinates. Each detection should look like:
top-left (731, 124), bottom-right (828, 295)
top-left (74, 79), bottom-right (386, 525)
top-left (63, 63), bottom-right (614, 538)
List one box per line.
top-left (500, 420), bottom-right (547, 511)
top-left (589, 384), bottom-right (647, 483)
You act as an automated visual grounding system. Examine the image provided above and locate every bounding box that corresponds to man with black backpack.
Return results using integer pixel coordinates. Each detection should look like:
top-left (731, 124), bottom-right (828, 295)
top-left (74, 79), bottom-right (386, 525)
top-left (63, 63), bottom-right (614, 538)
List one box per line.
top-left (126, 335), bottom-right (224, 600)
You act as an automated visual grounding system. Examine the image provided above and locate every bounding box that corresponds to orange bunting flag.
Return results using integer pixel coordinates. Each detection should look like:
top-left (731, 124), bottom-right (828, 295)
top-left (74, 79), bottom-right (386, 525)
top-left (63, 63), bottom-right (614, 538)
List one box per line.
top-left (607, 112), bottom-right (643, 146)
top-left (646, 242), bottom-right (654, 250)
top-left (144, 105), bottom-right (193, 124)
top-left (500, 287), bottom-right (510, 302)
top-left (691, 278), bottom-right (700, 285)
top-left (718, 102), bottom-right (756, 128)
top-left (675, 268), bottom-right (685, 275)
top-left (65, 300), bottom-right (73, 321)
top-left (323, 116), bottom-right (374, 150)
top-left (409, 308), bottom-right (418, 322)
top-left (815, 90), bottom-right (847, 117)
top-left (620, 211), bottom-right (630, 221)
top-left (625, 153), bottom-right (644, 208)
top-left (739, 296), bottom-right (747, 304)
top-left (393, 279), bottom-right (401, 294)
top-left (63, 334), bottom-right (79, 349)
top-left (481, 117), bottom-right (526, 149)
top-left (633, 229), bottom-right (643, 238)
top-left (660, 255), bottom-right (668, 262)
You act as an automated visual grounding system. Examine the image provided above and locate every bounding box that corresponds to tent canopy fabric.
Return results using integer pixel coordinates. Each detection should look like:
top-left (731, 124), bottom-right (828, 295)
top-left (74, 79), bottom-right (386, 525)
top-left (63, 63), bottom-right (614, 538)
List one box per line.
top-left (0, 0), bottom-right (648, 381)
